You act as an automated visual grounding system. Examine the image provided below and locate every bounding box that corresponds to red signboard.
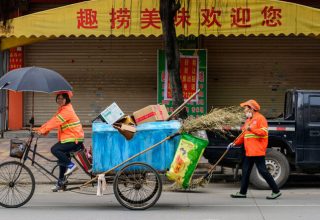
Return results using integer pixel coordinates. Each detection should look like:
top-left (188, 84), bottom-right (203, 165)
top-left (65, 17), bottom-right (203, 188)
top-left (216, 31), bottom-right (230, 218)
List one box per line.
top-left (8, 47), bottom-right (24, 130)
top-left (9, 47), bottom-right (23, 70)
top-left (165, 55), bottom-right (199, 102)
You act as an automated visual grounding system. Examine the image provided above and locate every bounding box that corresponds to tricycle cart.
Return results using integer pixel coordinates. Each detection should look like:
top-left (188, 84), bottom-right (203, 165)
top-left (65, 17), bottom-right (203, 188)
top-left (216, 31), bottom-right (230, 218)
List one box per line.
top-left (0, 68), bottom-right (202, 210)
top-left (0, 121), bottom-right (181, 210)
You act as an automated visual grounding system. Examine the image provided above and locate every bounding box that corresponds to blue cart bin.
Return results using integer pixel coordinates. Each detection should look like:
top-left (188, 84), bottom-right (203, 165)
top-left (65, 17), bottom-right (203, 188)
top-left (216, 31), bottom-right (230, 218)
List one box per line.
top-left (92, 121), bottom-right (181, 173)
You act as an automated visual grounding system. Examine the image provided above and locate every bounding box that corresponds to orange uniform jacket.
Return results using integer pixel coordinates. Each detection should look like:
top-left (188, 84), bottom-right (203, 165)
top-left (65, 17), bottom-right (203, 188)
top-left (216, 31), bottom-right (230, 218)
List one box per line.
top-left (234, 112), bottom-right (268, 156)
top-left (38, 103), bottom-right (84, 144)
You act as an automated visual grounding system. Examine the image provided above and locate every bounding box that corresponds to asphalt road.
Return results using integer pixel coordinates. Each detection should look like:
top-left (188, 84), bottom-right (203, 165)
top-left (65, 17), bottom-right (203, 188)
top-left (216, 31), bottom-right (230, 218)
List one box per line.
top-left (0, 182), bottom-right (319, 220)
top-left (1, 137), bottom-right (320, 220)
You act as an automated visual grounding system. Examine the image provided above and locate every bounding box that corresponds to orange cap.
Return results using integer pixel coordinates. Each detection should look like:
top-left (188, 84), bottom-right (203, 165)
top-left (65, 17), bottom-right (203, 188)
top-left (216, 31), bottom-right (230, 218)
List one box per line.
top-left (240, 99), bottom-right (260, 111)
top-left (56, 91), bottom-right (73, 98)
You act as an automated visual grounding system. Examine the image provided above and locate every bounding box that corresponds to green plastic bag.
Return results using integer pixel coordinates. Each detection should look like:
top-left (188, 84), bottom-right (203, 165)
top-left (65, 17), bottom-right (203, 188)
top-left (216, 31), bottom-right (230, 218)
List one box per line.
top-left (166, 133), bottom-right (209, 189)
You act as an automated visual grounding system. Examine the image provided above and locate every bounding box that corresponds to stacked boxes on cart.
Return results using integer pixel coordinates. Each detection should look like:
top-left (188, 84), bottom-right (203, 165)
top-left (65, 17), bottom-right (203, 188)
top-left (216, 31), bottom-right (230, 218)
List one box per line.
top-left (100, 102), bottom-right (169, 126)
top-left (92, 102), bottom-right (178, 173)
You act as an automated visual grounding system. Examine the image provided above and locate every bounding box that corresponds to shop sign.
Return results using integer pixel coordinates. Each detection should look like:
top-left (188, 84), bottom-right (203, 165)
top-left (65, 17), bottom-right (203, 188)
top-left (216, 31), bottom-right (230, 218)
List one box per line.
top-left (2, 0), bottom-right (320, 38)
top-left (9, 47), bottom-right (23, 70)
top-left (157, 49), bottom-right (207, 117)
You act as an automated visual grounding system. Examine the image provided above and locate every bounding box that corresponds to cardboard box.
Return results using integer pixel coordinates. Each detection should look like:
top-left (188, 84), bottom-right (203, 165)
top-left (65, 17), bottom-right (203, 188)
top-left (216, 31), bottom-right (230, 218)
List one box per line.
top-left (113, 123), bottom-right (136, 140)
top-left (100, 102), bottom-right (125, 124)
top-left (116, 115), bottom-right (136, 126)
top-left (133, 104), bottom-right (169, 125)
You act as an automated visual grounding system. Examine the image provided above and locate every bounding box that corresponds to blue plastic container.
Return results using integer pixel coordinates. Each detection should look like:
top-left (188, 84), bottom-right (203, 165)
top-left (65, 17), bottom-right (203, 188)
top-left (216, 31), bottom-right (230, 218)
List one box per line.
top-left (92, 121), bottom-right (181, 173)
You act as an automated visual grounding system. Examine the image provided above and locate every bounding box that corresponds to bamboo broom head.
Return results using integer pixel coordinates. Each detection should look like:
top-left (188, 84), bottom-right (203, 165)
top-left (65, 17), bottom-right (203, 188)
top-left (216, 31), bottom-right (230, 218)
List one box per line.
top-left (180, 106), bottom-right (245, 135)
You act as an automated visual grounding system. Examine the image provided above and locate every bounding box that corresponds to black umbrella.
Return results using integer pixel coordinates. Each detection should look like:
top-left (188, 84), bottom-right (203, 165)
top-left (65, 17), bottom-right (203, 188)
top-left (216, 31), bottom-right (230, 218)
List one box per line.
top-left (0, 67), bottom-right (72, 92)
top-left (0, 67), bottom-right (73, 126)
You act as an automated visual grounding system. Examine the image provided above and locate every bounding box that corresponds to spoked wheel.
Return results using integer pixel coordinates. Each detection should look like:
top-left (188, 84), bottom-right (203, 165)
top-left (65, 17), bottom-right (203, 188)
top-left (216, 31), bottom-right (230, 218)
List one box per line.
top-left (113, 162), bottom-right (162, 210)
top-left (0, 161), bottom-right (35, 208)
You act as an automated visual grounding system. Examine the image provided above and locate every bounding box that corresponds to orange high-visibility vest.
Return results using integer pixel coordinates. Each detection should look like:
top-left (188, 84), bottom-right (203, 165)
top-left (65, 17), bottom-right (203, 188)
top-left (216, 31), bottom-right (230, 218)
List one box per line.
top-left (38, 103), bottom-right (84, 144)
top-left (234, 112), bottom-right (268, 156)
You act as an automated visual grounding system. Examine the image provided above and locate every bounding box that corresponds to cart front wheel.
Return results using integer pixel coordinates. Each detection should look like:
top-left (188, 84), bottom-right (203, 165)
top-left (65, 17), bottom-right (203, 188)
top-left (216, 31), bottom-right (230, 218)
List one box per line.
top-left (113, 162), bottom-right (162, 210)
top-left (0, 161), bottom-right (35, 208)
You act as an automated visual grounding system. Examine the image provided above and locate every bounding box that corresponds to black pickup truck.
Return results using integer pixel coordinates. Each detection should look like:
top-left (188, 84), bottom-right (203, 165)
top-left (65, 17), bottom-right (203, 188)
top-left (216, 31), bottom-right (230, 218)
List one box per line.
top-left (203, 90), bottom-right (320, 189)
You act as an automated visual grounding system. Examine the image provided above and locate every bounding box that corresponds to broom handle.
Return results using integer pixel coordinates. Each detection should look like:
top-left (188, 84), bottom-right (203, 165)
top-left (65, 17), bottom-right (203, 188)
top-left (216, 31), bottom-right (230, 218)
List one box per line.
top-left (204, 128), bottom-right (246, 179)
top-left (166, 89), bottom-right (200, 121)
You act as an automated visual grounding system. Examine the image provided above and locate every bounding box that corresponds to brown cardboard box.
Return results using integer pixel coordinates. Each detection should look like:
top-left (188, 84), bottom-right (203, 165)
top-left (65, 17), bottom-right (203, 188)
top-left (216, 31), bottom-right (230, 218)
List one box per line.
top-left (116, 115), bottom-right (136, 126)
top-left (120, 124), bottom-right (137, 133)
top-left (133, 104), bottom-right (169, 125)
top-left (113, 123), bottom-right (136, 140)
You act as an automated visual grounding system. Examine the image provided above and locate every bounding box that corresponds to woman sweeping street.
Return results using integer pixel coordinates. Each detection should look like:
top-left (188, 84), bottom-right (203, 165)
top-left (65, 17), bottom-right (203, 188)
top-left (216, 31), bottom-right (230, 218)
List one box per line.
top-left (229, 99), bottom-right (281, 199)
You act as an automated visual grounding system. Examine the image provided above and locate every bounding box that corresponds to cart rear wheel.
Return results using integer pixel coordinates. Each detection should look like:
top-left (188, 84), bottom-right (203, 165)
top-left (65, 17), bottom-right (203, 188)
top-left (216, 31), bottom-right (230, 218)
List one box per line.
top-left (0, 161), bottom-right (35, 208)
top-left (113, 162), bottom-right (162, 210)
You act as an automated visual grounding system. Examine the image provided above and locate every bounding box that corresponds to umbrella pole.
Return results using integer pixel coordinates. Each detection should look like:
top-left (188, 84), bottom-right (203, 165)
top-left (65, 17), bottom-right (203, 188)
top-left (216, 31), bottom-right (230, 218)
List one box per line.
top-left (32, 92), bottom-right (34, 118)
top-left (29, 92), bottom-right (35, 128)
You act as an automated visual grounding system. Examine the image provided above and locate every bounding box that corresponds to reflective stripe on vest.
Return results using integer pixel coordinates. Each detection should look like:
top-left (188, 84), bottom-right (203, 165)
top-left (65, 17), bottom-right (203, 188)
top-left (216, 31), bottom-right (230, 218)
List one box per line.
top-left (61, 121), bottom-right (81, 131)
top-left (61, 137), bottom-right (84, 144)
top-left (244, 134), bottom-right (268, 139)
top-left (56, 114), bottom-right (66, 122)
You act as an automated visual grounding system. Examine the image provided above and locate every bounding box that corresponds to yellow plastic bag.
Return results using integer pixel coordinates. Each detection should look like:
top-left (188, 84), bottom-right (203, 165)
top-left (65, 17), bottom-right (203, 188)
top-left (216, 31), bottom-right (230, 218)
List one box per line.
top-left (166, 133), bottom-right (208, 188)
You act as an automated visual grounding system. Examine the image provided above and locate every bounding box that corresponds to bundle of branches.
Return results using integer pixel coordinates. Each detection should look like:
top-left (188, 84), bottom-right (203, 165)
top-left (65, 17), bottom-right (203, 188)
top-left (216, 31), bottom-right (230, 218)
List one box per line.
top-left (180, 106), bottom-right (245, 137)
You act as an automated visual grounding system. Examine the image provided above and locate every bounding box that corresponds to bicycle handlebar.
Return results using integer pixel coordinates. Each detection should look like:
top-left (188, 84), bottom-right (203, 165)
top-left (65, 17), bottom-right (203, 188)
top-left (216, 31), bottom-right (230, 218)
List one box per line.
top-left (28, 129), bottom-right (42, 138)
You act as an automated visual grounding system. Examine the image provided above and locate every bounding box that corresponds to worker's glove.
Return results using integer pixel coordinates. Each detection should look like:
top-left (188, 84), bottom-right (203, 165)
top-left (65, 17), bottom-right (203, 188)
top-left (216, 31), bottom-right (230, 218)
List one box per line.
top-left (227, 143), bottom-right (234, 150)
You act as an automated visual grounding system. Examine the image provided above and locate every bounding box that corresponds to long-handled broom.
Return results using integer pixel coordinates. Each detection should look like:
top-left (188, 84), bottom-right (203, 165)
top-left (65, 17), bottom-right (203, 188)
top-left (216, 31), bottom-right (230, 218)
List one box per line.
top-left (190, 129), bottom-right (246, 188)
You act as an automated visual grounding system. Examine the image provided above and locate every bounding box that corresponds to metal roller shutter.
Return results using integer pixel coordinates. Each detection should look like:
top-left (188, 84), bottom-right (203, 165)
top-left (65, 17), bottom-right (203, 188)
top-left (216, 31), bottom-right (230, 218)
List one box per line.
top-left (24, 36), bottom-right (163, 126)
top-left (203, 36), bottom-right (320, 118)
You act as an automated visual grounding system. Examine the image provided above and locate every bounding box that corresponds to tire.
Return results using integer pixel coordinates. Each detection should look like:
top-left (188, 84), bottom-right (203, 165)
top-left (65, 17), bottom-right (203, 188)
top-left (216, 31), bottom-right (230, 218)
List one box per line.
top-left (0, 161), bottom-right (36, 208)
top-left (249, 149), bottom-right (290, 189)
top-left (113, 162), bottom-right (162, 210)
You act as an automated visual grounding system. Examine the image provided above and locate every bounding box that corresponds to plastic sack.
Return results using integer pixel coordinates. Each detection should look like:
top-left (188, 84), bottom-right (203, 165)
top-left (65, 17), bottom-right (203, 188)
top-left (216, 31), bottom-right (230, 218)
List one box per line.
top-left (166, 133), bottom-right (209, 189)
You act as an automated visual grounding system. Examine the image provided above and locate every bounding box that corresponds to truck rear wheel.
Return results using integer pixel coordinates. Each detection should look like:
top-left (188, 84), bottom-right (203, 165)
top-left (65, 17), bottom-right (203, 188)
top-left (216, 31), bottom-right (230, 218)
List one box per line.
top-left (249, 149), bottom-right (290, 189)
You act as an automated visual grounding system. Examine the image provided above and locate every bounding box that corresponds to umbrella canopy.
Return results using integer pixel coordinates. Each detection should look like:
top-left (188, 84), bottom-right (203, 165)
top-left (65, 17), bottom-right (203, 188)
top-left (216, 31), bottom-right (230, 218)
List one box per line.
top-left (0, 67), bottom-right (72, 93)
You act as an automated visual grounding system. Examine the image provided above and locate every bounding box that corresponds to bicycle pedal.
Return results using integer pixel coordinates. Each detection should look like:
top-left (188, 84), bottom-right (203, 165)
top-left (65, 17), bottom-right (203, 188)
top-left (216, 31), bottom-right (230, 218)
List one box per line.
top-left (62, 180), bottom-right (69, 185)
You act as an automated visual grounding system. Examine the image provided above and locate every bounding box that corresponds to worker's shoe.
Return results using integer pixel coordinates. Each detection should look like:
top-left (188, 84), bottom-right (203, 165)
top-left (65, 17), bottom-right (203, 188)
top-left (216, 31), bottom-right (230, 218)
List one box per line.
top-left (230, 192), bottom-right (247, 198)
top-left (51, 180), bottom-right (66, 192)
top-left (64, 162), bottom-right (78, 176)
top-left (266, 192), bottom-right (282, 200)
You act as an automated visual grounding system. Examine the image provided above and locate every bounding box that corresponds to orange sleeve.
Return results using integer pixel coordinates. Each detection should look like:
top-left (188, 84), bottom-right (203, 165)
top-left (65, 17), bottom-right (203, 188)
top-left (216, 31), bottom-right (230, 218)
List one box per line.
top-left (38, 108), bottom-right (70, 134)
top-left (250, 116), bottom-right (268, 136)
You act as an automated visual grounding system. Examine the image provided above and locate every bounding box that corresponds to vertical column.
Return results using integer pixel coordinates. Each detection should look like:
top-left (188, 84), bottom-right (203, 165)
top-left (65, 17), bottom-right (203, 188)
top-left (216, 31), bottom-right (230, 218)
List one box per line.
top-left (0, 51), bottom-right (7, 137)
top-left (8, 47), bottom-right (23, 130)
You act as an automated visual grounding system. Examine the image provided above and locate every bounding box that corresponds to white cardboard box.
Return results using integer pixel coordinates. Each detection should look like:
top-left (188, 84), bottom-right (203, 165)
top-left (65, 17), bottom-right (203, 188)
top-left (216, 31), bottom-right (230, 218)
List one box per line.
top-left (100, 102), bottom-right (125, 124)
